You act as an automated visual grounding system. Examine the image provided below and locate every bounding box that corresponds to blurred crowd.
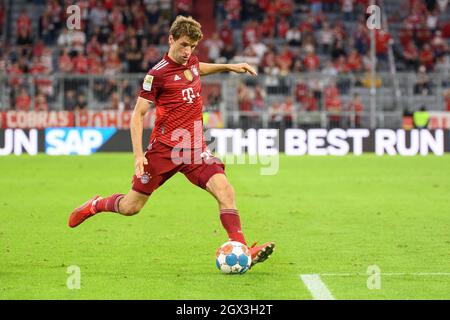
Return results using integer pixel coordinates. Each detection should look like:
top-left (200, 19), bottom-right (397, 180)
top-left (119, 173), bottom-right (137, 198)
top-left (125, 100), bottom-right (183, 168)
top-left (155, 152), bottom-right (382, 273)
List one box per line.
top-left (210, 0), bottom-right (450, 126)
top-left (0, 0), bottom-right (449, 121)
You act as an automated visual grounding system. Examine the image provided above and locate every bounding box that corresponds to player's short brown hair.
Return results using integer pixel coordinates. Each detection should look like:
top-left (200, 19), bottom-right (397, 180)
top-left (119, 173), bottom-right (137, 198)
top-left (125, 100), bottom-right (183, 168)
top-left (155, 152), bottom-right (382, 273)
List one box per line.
top-left (169, 15), bottom-right (203, 42)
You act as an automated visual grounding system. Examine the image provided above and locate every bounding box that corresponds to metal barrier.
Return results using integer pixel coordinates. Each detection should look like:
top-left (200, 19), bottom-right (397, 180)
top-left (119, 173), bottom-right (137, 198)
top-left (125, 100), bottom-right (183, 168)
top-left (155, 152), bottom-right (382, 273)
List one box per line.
top-left (0, 72), bottom-right (447, 129)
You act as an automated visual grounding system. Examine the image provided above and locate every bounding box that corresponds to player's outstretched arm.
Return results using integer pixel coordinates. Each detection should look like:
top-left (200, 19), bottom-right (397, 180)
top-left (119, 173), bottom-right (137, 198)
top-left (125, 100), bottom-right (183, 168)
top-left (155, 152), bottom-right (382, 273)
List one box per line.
top-left (199, 62), bottom-right (257, 76)
top-left (131, 97), bottom-right (153, 178)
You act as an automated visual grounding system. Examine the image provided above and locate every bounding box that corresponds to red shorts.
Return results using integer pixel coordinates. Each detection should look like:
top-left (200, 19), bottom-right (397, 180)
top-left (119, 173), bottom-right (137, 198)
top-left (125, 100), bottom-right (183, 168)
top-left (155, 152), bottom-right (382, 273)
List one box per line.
top-left (132, 140), bottom-right (225, 196)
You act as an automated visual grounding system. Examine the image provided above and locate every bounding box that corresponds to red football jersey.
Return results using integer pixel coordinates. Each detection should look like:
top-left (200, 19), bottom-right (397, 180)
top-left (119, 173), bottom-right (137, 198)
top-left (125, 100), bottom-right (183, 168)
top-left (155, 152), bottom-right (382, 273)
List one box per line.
top-left (139, 53), bottom-right (204, 149)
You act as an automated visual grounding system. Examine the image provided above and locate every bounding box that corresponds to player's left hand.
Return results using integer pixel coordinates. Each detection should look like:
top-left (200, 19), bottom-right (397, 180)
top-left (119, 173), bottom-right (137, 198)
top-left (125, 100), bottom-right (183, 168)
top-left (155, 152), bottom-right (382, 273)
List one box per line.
top-left (229, 63), bottom-right (258, 76)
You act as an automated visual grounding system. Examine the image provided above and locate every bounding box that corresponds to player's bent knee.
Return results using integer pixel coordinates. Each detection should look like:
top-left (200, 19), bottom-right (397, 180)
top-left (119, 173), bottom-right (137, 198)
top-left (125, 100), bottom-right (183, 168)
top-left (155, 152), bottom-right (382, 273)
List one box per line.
top-left (120, 204), bottom-right (142, 216)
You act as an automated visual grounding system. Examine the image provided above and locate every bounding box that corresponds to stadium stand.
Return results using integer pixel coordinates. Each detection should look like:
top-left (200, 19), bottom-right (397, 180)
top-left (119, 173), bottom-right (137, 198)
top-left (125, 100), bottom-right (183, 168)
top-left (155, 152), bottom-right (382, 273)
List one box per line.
top-left (0, 0), bottom-right (448, 129)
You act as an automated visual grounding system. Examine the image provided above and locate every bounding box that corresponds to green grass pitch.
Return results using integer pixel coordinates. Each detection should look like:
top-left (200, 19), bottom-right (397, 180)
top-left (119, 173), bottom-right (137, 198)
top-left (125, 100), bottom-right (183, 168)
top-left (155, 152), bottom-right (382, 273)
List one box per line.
top-left (1, 154), bottom-right (449, 299)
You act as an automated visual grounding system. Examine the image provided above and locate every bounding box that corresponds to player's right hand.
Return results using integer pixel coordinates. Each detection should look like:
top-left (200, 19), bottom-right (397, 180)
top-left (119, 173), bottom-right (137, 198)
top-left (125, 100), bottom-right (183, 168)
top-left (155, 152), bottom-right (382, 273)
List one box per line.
top-left (135, 155), bottom-right (148, 178)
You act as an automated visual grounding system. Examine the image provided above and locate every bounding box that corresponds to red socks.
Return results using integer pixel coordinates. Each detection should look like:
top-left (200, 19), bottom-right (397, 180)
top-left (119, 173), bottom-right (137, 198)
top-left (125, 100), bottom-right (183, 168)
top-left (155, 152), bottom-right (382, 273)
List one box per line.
top-left (94, 194), bottom-right (124, 213)
top-left (220, 209), bottom-right (247, 246)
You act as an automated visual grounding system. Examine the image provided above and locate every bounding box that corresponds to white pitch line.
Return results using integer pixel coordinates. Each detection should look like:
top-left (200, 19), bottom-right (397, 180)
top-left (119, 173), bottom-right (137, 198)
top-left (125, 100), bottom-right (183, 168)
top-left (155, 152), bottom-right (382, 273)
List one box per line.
top-left (320, 273), bottom-right (450, 277)
top-left (300, 274), bottom-right (335, 300)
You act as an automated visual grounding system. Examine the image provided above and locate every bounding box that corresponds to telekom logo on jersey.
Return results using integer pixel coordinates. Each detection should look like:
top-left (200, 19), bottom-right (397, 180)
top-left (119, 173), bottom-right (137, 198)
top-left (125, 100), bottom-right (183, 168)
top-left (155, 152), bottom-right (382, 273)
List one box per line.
top-left (182, 87), bottom-right (200, 104)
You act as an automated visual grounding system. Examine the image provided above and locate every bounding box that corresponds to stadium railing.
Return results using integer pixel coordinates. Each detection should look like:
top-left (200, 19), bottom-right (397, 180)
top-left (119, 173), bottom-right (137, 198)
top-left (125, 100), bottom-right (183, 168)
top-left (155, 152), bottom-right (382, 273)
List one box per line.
top-left (0, 72), bottom-right (447, 129)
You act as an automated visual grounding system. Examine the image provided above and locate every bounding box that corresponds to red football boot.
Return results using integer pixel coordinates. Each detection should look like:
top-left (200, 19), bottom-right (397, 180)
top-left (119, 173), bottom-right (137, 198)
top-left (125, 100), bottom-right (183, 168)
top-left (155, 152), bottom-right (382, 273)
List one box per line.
top-left (68, 195), bottom-right (101, 228)
top-left (249, 242), bottom-right (275, 268)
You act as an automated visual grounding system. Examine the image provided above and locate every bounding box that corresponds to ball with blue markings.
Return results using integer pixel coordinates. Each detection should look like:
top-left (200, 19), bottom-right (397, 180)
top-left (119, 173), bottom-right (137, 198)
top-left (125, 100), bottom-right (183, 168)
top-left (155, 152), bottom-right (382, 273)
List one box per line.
top-left (215, 241), bottom-right (251, 274)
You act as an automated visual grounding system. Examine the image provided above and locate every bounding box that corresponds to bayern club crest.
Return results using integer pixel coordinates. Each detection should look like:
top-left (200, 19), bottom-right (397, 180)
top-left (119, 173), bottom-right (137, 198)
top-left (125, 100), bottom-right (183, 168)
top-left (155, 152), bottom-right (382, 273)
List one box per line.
top-left (191, 66), bottom-right (199, 77)
top-left (141, 174), bottom-right (151, 184)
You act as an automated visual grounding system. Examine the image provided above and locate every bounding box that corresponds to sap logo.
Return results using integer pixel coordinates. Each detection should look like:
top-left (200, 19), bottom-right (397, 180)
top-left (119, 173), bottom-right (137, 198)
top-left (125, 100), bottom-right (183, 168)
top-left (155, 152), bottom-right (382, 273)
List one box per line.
top-left (45, 128), bottom-right (116, 155)
top-left (0, 129), bottom-right (38, 156)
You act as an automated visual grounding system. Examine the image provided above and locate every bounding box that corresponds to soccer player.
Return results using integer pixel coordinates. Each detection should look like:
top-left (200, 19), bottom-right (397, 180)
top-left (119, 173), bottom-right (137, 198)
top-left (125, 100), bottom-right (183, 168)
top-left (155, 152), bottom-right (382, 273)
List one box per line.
top-left (68, 16), bottom-right (275, 268)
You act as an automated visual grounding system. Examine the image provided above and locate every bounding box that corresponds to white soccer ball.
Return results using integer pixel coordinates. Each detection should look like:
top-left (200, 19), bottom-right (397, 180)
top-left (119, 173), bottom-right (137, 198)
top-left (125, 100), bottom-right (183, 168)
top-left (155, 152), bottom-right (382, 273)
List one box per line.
top-left (215, 241), bottom-right (251, 274)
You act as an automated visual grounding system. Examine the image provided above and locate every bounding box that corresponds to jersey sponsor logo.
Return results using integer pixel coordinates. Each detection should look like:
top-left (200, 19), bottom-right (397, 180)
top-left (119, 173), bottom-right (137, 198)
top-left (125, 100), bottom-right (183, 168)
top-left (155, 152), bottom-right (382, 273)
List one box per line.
top-left (174, 74), bottom-right (181, 81)
top-left (182, 87), bottom-right (196, 104)
top-left (45, 128), bottom-right (117, 155)
top-left (184, 69), bottom-right (193, 81)
top-left (191, 66), bottom-right (199, 76)
top-left (143, 74), bottom-right (154, 91)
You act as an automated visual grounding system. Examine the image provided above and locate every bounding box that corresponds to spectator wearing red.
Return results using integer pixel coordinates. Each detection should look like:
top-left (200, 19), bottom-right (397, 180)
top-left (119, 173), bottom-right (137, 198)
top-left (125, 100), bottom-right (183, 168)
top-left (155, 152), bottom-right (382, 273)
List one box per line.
top-left (87, 51), bottom-right (103, 74)
top-left (403, 40), bottom-right (419, 70)
top-left (15, 88), bottom-right (31, 111)
top-left (175, 0), bottom-right (193, 16)
top-left (17, 9), bottom-right (31, 35)
top-left (34, 92), bottom-right (49, 112)
top-left (0, 3), bottom-right (4, 36)
top-left (399, 26), bottom-right (414, 48)
top-left (277, 17), bottom-right (290, 39)
top-left (324, 81), bottom-right (340, 100)
top-left (419, 44), bottom-right (435, 70)
top-left (333, 21), bottom-right (346, 41)
top-left (58, 48), bottom-right (73, 73)
top-left (219, 20), bottom-right (233, 47)
top-left (48, 0), bottom-right (63, 30)
top-left (142, 44), bottom-right (162, 70)
top-left (442, 21), bottom-right (450, 38)
top-left (325, 95), bottom-right (342, 126)
top-left (302, 91), bottom-right (319, 111)
top-left (72, 52), bottom-right (89, 74)
top-left (276, 44), bottom-right (294, 71)
top-left (299, 14), bottom-right (314, 35)
top-left (225, 0), bottom-right (241, 28)
top-left (132, 5), bottom-right (147, 36)
top-left (375, 29), bottom-right (391, 61)
top-left (253, 85), bottom-right (266, 112)
top-left (347, 49), bottom-right (362, 72)
top-left (237, 83), bottom-right (253, 112)
top-left (259, 15), bottom-right (276, 38)
top-left (295, 82), bottom-right (309, 103)
top-left (8, 63), bottom-right (24, 88)
top-left (416, 22), bottom-right (432, 46)
top-left (406, 1), bottom-right (426, 27)
top-left (86, 35), bottom-right (102, 57)
top-left (276, 0), bottom-right (294, 18)
top-left (279, 97), bottom-right (295, 124)
top-left (30, 58), bottom-right (52, 96)
top-left (32, 41), bottom-right (45, 59)
top-left (303, 45), bottom-right (320, 71)
top-left (347, 93), bottom-right (365, 127)
top-left (334, 55), bottom-right (351, 73)
top-left (103, 0), bottom-right (115, 11)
